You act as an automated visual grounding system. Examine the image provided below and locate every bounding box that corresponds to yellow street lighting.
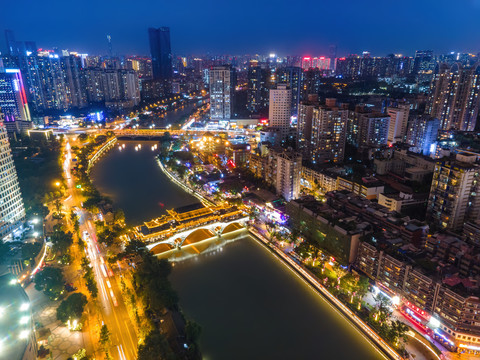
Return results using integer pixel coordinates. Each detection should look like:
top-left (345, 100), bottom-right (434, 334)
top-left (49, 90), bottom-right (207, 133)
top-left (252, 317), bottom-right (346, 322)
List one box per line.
top-left (55, 182), bottom-right (61, 187)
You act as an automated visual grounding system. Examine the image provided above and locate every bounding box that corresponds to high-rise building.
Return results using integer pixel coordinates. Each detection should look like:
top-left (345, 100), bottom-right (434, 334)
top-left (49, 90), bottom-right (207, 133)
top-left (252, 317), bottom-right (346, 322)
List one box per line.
top-left (0, 114), bottom-right (25, 240)
top-left (297, 94), bottom-right (319, 157)
top-left (406, 115), bottom-right (440, 156)
top-left (387, 103), bottom-right (410, 145)
top-left (62, 54), bottom-right (87, 108)
top-left (310, 98), bottom-right (348, 164)
top-left (427, 153), bottom-right (480, 231)
top-left (276, 151), bottom-right (302, 201)
top-left (0, 69), bottom-right (31, 133)
top-left (268, 84), bottom-right (292, 137)
top-left (247, 60), bottom-right (268, 114)
top-left (209, 65), bottom-right (236, 120)
top-left (428, 63), bottom-right (480, 131)
top-left (148, 27), bottom-right (172, 82)
top-left (276, 66), bottom-right (302, 116)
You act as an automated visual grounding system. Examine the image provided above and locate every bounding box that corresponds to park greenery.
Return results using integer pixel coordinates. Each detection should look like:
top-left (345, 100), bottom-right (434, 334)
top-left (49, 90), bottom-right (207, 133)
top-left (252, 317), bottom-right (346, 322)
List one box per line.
top-left (119, 240), bottom-right (202, 360)
top-left (56, 293), bottom-right (88, 324)
top-left (34, 266), bottom-right (65, 300)
top-left (81, 255), bottom-right (98, 299)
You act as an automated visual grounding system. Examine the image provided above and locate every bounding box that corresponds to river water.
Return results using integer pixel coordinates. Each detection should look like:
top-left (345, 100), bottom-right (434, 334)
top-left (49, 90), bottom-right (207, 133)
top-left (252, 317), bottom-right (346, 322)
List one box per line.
top-left (91, 140), bottom-right (386, 360)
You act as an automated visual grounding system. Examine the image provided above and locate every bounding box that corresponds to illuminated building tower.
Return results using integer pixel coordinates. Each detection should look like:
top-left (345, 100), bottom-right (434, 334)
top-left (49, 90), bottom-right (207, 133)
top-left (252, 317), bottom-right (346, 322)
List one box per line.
top-left (428, 63), bottom-right (480, 131)
top-left (276, 66), bottom-right (302, 116)
top-left (301, 57), bottom-right (312, 70)
top-left (209, 65), bottom-right (236, 120)
top-left (427, 153), bottom-right (480, 231)
top-left (0, 114), bottom-right (25, 240)
top-left (268, 84), bottom-right (292, 138)
top-left (247, 60), bottom-right (269, 114)
top-left (276, 151), bottom-right (302, 201)
top-left (387, 103), bottom-right (410, 145)
top-left (148, 27), bottom-right (172, 93)
top-left (0, 68), bottom-right (32, 133)
top-left (310, 98), bottom-right (348, 164)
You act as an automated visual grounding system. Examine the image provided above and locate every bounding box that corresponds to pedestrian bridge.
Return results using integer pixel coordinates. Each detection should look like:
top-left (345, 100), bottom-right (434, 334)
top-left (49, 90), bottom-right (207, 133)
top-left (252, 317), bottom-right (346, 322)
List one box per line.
top-left (146, 216), bottom-right (249, 251)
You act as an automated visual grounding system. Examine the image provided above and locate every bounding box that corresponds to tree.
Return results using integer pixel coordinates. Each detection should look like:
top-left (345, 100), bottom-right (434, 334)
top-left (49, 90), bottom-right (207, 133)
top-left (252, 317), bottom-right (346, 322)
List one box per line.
top-left (99, 324), bottom-right (111, 350)
top-left (56, 293), bottom-right (88, 323)
top-left (51, 227), bottom-right (73, 254)
top-left (137, 330), bottom-right (175, 360)
top-left (34, 266), bottom-right (64, 299)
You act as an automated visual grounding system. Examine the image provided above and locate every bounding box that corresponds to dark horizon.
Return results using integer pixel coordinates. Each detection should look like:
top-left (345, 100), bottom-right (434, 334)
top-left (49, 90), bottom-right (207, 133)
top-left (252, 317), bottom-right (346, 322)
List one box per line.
top-left (2, 0), bottom-right (480, 57)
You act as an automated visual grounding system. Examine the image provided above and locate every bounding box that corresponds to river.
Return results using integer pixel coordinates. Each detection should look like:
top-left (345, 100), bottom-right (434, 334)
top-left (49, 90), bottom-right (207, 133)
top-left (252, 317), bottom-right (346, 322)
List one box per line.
top-left (90, 140), bottom-right (386, 360)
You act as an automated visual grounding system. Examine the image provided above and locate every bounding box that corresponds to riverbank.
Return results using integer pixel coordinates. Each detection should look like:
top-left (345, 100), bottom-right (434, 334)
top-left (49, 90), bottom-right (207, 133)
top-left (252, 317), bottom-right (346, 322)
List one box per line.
top-left (248, 227), bottom-right (401, 360)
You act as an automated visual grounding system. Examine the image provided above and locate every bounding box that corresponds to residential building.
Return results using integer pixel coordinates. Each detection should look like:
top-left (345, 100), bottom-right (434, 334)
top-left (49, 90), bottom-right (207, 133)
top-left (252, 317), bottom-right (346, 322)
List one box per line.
top-left (296, 94), bottom-right (318, 157)
top-left (268, 84), bottom-right (292, 138)
top-left (310, 98), bottom-right (348, 164)
top-left (406, 115), bottom-right (440, 156)
top-left (387, 103), bottom-right (410, 145)
top-left (427, 153), bottom-right (480, 231)
top-left (275, 151), bottom-right (301, 201)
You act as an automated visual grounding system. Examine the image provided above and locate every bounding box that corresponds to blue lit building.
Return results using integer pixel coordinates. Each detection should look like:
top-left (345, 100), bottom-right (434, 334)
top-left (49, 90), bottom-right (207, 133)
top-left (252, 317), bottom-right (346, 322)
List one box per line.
top-left (148, 27), bottom-right (172, 82)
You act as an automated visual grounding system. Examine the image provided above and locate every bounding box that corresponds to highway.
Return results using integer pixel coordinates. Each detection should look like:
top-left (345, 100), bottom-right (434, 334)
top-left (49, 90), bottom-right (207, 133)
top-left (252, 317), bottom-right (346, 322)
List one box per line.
top-left (63, 136), bottom-right (138, 360)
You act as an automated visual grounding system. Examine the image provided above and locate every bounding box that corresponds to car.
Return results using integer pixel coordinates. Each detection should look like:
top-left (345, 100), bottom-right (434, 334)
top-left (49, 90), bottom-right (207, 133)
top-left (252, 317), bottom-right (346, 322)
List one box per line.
top-left (83, 230), bottom-right (90, 239)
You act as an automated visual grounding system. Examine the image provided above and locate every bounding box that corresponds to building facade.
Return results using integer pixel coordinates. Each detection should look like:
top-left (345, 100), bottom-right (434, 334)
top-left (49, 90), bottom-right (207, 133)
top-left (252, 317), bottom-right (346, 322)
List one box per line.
top-left (209, 65), bottom-right (236, 120)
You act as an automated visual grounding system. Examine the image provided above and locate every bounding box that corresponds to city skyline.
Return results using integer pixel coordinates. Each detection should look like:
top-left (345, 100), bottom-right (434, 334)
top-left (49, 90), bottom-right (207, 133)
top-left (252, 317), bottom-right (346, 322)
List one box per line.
top-left (2, 0), bottom-right (480, 56)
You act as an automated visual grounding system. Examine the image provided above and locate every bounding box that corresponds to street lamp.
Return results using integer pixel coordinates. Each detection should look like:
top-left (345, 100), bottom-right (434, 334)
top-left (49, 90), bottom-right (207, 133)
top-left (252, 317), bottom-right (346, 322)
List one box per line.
top-left (55, 182), bottom-right (60, 187)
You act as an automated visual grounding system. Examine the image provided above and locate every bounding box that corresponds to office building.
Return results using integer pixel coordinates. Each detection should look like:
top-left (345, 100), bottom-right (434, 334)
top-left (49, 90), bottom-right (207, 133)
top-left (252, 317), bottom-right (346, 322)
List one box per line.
top-left (268, 84), bottom-right (292, 137)
top-left (387, 103), bottom-right (410, 145)
top-left (0, 69), bottom-right (31, 133)
top-left (427, 153), bottom-right (480, 231)
top-left (0, 114), bottom-right (25, 240)
top-left (276, 66), bottom-right (302, 116)
top-left (148, 27), bottom-right (172, 94)
top-left (310, 99), bottom-right (348, 164)
top-left (148, 27), bottom-right (172, 81)
top-left (276, 151), bottom-right (302, 201)
top-left (428, 63), bottom-right (480, 131)
top-left (209, 65), bottom-right (236, 120)
top-left (406, 116), bottom-right (440, 156)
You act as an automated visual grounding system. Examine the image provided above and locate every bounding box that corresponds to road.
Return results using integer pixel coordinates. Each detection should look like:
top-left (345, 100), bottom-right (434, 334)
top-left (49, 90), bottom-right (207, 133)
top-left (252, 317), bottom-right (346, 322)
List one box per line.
top-left (63, 137), bottom-right (138, 360)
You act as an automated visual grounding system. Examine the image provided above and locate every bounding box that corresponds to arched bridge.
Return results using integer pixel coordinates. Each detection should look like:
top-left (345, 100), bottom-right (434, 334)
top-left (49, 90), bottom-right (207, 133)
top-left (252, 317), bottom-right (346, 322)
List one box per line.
top-left (146, 217), bottom-right (249, 251)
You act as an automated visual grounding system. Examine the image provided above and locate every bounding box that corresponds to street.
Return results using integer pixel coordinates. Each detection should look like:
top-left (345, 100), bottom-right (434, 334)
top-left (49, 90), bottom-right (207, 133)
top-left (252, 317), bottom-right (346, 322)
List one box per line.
top-left (63, 136), bottom-right (138, 360)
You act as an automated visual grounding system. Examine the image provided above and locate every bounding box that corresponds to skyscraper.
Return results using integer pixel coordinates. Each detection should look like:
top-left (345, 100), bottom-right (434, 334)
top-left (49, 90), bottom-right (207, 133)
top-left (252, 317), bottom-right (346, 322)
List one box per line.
top-left (209, 65), bottom-right (236, 120)
top-left (428, 63), bottom-right (480, 131)
top-left (0, 113), bottom-right (25, 240)
top-left (276, 67), bottom-right (302, 116)
top-left (148, 27), bottom-right (172, 81)
top-left (247, 60), bottom-right (268, 114)
top-left (268, 84), bottom-right (292, 137)
top-left (0, 68), bottom-right (31, 133)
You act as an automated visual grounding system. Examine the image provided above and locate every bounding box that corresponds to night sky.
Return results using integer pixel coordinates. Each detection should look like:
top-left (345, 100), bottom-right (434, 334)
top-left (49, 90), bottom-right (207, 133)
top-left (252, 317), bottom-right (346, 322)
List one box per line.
top-left (2, 0), bottom-right (480, 56)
